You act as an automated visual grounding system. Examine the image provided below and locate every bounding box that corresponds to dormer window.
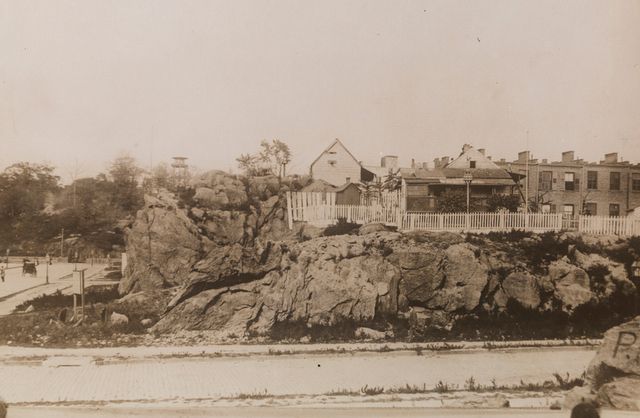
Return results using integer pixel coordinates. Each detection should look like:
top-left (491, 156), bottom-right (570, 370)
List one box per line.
top-left (469, 161), bottom-right (476, 168)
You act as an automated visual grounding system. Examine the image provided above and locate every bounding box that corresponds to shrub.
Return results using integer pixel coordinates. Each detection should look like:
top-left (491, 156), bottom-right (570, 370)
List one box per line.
top-left (323, 218), bottom-right (360, 236)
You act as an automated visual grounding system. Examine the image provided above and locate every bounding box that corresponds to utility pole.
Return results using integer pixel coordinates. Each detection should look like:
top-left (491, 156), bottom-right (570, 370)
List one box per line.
top-left (60, 228), bottom-right (64, 258)
top-left (525, 130), bottom-right (529, 214)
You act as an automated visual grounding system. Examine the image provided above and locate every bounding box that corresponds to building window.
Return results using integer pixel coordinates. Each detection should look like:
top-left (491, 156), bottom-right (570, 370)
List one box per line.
top-left (610, 172), bottom-right (621, 190)
top-left (469, 161), bottom-right (476, 168)
top-left (633, 173), bottom-right (640, 191)
top-left (563, 204), bottom-right (575, 216)
top-left (564, 172), bottom-right (575, 191)
top-left (328, 160), bottom-right (337, 166)
top-left (584, 202), bottom-right (597, 216)
top-left (609, 203), bottom-right (620, 217)
top-left (539, 171), bottom-right (552, 191)
top-left (587, 171), bottom-right (598, 190)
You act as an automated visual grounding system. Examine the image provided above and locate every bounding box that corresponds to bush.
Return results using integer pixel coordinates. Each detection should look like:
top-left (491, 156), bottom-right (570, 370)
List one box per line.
top-left (323, 218), bottom-right (360, 236)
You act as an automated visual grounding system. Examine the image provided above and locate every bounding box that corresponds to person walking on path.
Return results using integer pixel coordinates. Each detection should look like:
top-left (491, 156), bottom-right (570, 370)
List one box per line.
top-left (0, 266), bottom-right (4, 282)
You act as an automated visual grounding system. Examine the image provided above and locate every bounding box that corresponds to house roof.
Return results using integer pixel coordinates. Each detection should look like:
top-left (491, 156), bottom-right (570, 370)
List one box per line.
top-left (403, 167), bottom-right (518, 186)
top-left (409, 167), bottom-right (513, 180)
top-left (310, 138), bottom-right (361, 169)
top-left (301, 179), bottom-right (338, 192)
top-left (334, 182), bottom-right (361, 193)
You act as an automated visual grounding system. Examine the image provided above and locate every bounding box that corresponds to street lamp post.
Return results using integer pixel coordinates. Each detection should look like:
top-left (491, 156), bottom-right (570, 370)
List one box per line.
top-left (463, 170), bottom-right (473, 214)
top-left (45, 253), bottom-right (50, 284)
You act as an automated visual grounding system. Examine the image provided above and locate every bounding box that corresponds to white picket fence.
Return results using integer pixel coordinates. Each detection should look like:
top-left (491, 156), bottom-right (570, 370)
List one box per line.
top-left (578, 215), bottom-right (640, 236)
top-left (286, 192), bottom-right (640, 236)
top-left (401, 212), bottom-right (563, 233)
top-left (297, 204), bottom-right (402, 226)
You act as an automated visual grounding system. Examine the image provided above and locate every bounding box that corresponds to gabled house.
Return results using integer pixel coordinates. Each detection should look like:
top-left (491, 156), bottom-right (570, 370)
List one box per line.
top-left (310, 139), bottom-right (375, 187)
top-left (402, 144), bottom-right (523, 211)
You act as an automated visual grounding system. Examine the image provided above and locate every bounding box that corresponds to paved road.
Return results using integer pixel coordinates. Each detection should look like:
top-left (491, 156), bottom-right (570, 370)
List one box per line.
top-left (7, 406), bottom-right (638, 418)
top-left (0, 347), bottom-right (595, 405)
top-left (0, 263), bottom-right (107, 315)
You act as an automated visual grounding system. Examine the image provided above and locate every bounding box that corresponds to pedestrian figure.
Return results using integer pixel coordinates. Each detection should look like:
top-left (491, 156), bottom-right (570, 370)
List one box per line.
top-left (0, 266), bottom-right (4, 282)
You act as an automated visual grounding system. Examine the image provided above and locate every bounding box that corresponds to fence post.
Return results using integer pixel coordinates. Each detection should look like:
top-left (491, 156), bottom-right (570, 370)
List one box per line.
top-left (286, 191), bottom-right (293, 230)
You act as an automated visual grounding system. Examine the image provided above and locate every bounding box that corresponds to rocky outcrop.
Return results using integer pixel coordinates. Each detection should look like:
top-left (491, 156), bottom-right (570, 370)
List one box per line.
top-left (565, 315), bottom-right (640, 411)
top-left (154, 233), bottom-right (403, 334)
top-left (119, 191), bottom-right (203, 294)
top-left (121, 173), bottom-right (300, 293)
top-left (122, 180), bottom-right (638, 339)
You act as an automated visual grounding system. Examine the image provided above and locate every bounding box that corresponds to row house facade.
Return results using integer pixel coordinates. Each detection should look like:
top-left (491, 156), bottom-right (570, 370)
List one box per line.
top-left (495, 151), bottom-right (640, 217)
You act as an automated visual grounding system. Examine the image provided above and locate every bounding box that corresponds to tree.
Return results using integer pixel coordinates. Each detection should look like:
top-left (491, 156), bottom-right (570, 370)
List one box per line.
top-left (259, 139), bottom-right (291, 178)
top-left (486, 194), bottom-right (521, 213)
top-left (107, 155), bottom-right (143, 212)
top-left (382, 168), bottom-right (402, 191)
top-left (237, 139), bottom-right (292, 178)
top-left (236, 153), bottom-right (265, 177)
top-left (435, 189), bottom-right (481, 213)
top-left (0, 162), bottom-right (60, 219)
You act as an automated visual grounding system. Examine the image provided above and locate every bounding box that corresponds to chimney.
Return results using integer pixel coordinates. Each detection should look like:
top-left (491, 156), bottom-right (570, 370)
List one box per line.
top-left (604, 152), bottom-right (618, 164)
top-left (542, 159), bottom-right (548, 164)
top-left (422, 162), bottom-right (429, 169)
top-left (462, 144), bottom-right (472, 153)
top-left (487, 156), bottom-right (492, 161)
top-left (517, 151), bottom-right (529, 163)
top-left (562, 151), bottom-right (575, 162)
top-left (500, 158), bottom-right (506, 163)
top-left (442, 156), bottom-right (450, 167)
top-left (381, 155), bottom-right (398, 169)
top-left (478, 148), bottom-right (485, 156)
top-left (411, 158), bottom-right (415, 169)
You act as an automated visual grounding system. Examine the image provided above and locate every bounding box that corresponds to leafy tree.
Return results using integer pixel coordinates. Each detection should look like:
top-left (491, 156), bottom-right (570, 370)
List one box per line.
top-left (436, 189), bottom-right (480, 213)
top-left (382, 168), bottom-right (402, 191)
top-left (486, 194), bottom-right (522, 213)
top-left (236, 153), bottom-right (266, 177)
top-left (107, 155), bottom-right (143, 211)
top-left (237, 139), bottom-right (292, 178)
top-left (0, 162), bottom-right (60, 219)
top-left (259, 139), bottom-right (291, 178)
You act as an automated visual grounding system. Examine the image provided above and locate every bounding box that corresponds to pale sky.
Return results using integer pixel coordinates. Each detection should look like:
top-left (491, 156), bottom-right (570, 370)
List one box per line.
top-left (1, 0), bottom-right (639, 182)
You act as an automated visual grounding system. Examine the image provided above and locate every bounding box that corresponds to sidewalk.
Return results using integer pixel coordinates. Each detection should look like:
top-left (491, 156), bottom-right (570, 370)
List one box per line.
top-left (0, 263), bottom-right (107, 315)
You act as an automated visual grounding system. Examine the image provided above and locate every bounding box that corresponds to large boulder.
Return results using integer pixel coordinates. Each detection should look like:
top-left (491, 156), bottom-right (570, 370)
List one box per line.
top-left (494, 272), bottom-right (541, 310)
top-left (565, 315), bottom-right (640, 411)
top-left (548, 259), bottom-right (593, 309)
top-left (119, 193), bottom-right (202, 294)
top-left (191, 170), bottom-right (248, 210)
top-left (393, 246), bottom-right (445, 305)
top-left (201, 210), bottom-right (248, 244)
top-left (425, 244), bottom-right (489, 312)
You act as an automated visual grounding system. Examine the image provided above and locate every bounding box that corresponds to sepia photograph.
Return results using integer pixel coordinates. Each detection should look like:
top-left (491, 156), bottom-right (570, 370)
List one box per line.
top-left (0, 1), bottom-right (639, 417)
